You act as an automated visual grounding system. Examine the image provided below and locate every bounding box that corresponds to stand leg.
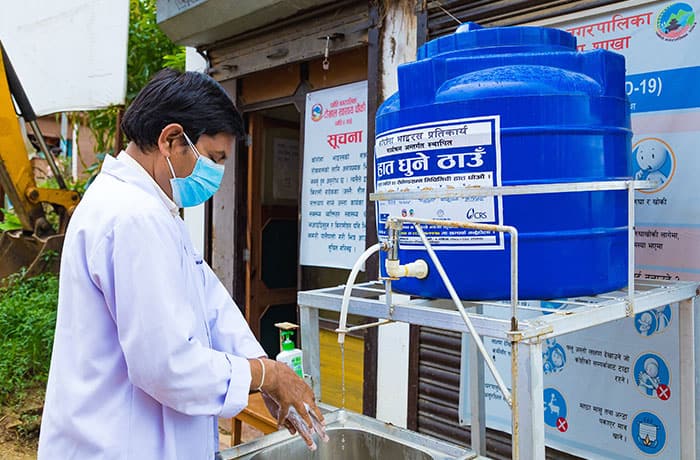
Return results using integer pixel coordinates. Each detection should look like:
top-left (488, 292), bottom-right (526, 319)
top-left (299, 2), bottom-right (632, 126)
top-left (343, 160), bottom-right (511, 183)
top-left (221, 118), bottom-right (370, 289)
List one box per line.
top-left (300, 305), bottom-right (321, 399)
top-left (459, 331), bottom-right (486, 455)
top-left (513, 339), bottom-right (544, 460)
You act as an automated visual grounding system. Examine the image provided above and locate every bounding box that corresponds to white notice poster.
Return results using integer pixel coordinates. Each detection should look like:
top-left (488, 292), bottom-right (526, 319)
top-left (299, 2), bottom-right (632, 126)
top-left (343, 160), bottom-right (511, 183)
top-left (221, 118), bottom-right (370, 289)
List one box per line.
top-left (300, 81), bottom-right (368, 269)
top-left (273, 137), bottom-right (299, 200)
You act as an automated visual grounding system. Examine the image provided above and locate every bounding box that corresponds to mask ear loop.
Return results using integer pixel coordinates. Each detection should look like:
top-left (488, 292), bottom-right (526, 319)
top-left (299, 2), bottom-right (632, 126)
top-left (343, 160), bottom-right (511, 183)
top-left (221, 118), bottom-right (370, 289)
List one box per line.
top-left (182, 132), bottom-right (202, 159)
top-left (165, 156), bottom-right (177, 179)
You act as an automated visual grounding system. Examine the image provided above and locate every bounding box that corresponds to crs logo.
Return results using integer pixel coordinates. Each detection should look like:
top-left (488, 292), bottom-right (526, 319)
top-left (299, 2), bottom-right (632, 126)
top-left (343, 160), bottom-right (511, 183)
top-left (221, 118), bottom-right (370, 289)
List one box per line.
top-left (310, 103), bottom-right (324, 122)
top-left (466, 208), bottom-right (488, 220)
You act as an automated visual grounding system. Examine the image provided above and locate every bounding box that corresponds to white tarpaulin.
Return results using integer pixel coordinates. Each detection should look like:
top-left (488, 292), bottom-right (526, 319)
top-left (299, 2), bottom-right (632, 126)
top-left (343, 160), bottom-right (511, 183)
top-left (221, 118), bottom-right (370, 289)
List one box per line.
top-left (0, 0), bottom-right (129, 115)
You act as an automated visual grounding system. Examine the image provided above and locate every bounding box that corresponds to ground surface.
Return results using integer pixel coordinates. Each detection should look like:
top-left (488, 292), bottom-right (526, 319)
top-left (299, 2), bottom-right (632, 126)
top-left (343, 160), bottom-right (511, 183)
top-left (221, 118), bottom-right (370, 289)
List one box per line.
top-left (0, 439), bottom-right (35, 460)
top-left (0, 386), bottom-right (43, 459)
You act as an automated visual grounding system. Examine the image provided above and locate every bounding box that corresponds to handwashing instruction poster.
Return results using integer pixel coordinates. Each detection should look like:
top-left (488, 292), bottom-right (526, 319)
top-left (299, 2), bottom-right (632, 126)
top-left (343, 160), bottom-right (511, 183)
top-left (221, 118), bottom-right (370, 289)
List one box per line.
top-left (471, 303), bottom-right (681, 460)
top-left (465, 2), bottom-right (699, 459)
top-left (300, 81), bottom-right (368, 269)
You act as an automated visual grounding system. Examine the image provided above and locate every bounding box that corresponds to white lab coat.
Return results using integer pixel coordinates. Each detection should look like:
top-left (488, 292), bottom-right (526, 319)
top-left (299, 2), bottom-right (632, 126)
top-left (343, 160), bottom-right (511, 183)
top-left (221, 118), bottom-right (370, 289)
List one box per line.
top-left (38, 152), bottom-right (265, 460)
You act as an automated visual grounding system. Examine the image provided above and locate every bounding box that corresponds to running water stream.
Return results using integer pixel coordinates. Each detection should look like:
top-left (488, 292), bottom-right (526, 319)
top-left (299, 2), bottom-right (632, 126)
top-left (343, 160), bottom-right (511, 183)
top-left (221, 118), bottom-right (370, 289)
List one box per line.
top-left (339, 342), bottom-right (346, 409)
top-left (340, 342), bottom-right (346, 451)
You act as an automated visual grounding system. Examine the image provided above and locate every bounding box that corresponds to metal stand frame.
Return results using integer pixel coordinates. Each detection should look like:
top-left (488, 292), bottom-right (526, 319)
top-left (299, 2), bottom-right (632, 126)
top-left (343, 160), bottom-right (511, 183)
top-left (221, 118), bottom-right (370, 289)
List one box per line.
top-left (297, 179), bottom-right (700, 459)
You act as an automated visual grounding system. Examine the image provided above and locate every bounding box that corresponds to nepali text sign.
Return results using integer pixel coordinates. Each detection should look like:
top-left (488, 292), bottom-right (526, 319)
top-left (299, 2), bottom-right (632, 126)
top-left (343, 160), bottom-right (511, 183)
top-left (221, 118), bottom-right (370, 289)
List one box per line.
top-left (300, 81), bottom-right (368, 269)
top-left (374, 116), bottom-right (503, 249)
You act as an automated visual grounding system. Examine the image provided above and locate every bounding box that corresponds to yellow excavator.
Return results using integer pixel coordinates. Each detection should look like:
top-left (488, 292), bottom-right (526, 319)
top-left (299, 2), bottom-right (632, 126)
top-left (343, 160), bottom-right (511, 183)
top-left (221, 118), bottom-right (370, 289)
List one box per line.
top-left (0, 41), bottom-right (80, 279)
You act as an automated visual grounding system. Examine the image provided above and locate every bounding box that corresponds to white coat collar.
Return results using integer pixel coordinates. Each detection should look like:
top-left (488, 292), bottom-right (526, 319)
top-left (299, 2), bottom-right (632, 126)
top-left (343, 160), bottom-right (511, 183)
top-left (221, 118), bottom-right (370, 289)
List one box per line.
top-left (102, 152), bottom-right (179, 216)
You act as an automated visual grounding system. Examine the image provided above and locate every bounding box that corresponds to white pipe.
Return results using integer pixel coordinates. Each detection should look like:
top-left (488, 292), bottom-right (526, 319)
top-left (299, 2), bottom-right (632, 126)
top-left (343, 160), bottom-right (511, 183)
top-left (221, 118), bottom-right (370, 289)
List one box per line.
top-left (413, 223), bottom-right (513, 406)
top-left (345, 319), bottom-right (393, 332)
top-left (336, 243), bottom-right (382, 345)
top-left (392, 216), bottom-right (519, 330)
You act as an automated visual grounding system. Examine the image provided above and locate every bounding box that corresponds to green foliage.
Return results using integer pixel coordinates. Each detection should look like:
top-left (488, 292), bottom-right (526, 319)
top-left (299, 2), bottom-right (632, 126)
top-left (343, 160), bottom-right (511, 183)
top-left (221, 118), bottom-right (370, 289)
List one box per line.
top-left (0, 272), bottom-right (59, 405)
top-left (39, 172), bottom-right (90, 196)
top-left (84, 106), bottom-right (123, 157)
top-left (162, 51), bottom-right (187, 72)
top-left (17, 412), bottom-right (41, 438)
top-left (0, 208), bottom-right (22, 231)
top-left (127, 0), bottom-right (185, 101)
top-left (86, 0), bottom-right (185, 157)
top-left (39, 249), bottom-right (59, 265)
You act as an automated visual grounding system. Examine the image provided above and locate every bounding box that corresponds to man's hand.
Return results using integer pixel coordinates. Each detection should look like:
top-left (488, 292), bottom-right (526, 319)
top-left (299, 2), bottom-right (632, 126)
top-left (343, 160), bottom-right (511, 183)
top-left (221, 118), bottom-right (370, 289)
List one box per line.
top-left (257, 359), bottom-right (328, 450)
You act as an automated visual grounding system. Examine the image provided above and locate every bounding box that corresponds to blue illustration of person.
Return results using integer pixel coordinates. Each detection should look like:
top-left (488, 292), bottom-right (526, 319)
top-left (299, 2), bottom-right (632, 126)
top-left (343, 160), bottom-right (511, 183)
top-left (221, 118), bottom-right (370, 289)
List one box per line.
top-left (635, 306), bottom-right (672, 336)
top-left (634, 353), bottom-right (671, 398)
top-left (653, 305), bottom-right (671, 333)
top-left (636, 311), bottom-right (656, 336)
top-left (543, 339), bottom-right (566, 374)
top-left (633, 139), bottom-right (673, 187)
top-left (551, 346), bottom-right (565, 370)
top-left (638, 357), bottom-right (662, 395)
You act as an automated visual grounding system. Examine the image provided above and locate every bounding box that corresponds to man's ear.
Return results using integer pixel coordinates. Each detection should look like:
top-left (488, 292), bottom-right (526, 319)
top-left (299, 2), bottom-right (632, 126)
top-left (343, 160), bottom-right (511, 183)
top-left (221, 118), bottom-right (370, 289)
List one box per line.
top-left (157, 123), bottom-right (184, 157)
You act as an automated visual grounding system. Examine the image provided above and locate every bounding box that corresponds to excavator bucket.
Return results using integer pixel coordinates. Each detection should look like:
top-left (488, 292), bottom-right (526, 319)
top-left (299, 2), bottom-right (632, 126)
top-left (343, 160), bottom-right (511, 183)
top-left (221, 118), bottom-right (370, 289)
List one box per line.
top-left (0, 230), bottom-right (63, 280)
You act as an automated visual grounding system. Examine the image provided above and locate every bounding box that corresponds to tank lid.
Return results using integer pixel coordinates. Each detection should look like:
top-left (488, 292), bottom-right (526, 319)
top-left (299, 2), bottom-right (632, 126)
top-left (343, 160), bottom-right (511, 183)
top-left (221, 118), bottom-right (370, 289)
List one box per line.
top-left (417, 22), bottom-right (577, 60)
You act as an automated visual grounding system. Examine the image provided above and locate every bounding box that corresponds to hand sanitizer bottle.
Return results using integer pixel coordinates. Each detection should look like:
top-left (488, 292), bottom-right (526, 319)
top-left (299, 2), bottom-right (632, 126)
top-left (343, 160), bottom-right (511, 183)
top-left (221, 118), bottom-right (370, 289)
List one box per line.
top-left (276, 330), bottom-right (304, 378)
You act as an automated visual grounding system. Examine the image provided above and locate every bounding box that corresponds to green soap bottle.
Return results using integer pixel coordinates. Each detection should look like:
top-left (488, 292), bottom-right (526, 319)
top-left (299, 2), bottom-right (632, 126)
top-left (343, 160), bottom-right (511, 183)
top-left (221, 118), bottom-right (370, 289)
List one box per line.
top-left (276, 330), bottom-right (304, 378)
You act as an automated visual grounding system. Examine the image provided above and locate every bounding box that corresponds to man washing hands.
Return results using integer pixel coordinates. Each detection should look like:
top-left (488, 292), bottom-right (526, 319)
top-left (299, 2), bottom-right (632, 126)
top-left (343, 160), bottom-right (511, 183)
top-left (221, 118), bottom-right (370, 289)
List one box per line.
top-left (38, 69), bottom-right (326, 459)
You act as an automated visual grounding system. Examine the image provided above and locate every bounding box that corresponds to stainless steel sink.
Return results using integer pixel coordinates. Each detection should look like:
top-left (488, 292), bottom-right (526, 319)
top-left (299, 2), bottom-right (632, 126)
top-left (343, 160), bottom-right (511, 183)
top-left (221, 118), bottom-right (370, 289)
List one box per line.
top-left (220, 406), bottom-right (478, 460)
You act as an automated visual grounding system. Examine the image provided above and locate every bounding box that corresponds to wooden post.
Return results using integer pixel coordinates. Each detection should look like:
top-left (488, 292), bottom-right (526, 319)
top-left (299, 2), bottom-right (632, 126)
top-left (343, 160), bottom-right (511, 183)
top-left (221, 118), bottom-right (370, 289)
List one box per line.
top-left (362, 1), bottom-right (381, 419)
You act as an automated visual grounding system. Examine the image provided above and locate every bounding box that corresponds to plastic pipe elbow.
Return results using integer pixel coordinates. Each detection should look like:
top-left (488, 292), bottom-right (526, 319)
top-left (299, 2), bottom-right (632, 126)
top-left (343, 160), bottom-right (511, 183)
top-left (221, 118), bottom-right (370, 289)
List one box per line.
top-left (385, 259), bottom-right (429, 279)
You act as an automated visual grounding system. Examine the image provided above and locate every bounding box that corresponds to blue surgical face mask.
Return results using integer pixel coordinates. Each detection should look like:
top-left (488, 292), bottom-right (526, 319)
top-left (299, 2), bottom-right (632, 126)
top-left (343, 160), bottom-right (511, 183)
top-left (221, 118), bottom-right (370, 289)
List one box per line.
top-left (165, 132), bottom-right (225, 208)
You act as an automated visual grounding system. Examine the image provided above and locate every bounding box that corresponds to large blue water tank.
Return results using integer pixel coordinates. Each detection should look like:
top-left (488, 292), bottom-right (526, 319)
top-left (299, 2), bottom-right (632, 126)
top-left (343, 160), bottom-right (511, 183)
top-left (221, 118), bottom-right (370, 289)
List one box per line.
top-left (375, 23), bottom-right (631, 300)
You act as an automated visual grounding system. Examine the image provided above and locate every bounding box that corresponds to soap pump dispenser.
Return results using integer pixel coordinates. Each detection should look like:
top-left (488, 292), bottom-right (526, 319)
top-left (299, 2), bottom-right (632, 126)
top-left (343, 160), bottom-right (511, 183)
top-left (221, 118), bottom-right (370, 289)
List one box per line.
top-left (274, 322), bottom-right (304, 378)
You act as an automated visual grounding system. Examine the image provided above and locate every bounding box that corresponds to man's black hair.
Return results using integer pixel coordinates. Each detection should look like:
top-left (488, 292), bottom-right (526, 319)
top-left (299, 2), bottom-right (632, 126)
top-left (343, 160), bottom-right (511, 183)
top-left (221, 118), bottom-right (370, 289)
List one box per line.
top-left (121, 68), bottom-right (245, 150)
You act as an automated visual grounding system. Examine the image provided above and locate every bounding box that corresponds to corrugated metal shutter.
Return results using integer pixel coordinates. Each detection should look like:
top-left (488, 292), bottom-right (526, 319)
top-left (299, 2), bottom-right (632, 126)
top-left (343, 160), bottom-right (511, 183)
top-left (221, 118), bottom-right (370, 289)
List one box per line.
top-left (415, 328), bottom-right (465, 441)
top-left (415, 328), bottom-right (519, 458)
top-left (427, 0), bottom-right (621, 38)
top-left (415, 328), bottom-right (509, 459)
top-left (414, 327), bottom-right (583, 459)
